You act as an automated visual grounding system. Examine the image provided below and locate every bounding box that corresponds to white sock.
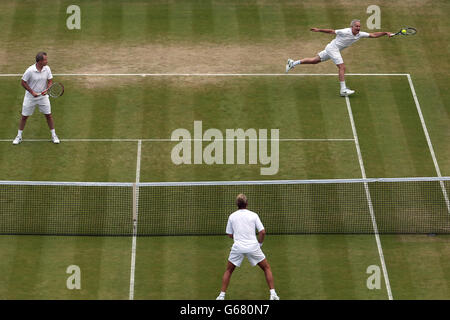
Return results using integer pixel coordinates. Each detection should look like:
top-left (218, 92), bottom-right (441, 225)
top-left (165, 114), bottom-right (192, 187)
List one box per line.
top-left (18, 130), bottom-right (23, 137)
top-left (219, 291), bottom-right (226, 297)
top-left (340, 81), bottom-right (346, 91)
top-left (51, 129), bottom-right (56, 136)
top-left (270, 289), bottom-right (277, 295)
top-left (293, 60), bottom-right (301, 66)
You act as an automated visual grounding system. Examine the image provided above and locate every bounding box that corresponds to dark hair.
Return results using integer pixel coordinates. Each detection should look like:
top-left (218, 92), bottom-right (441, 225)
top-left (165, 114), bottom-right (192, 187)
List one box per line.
top-left (36, 52), bottom-right (47, 63)
top-left (236, 194), bottom-right (248, 209)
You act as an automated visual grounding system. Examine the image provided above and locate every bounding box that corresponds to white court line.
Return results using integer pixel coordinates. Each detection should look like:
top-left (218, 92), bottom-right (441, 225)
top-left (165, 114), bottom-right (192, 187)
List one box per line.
top-left (0, 138), bottom-right (355, 142)
top-left (0, 73), bottom-right (409, 77)
top-left (129, 140), bottom-right (142, 301)
top-left (406, 74), bottom-right (450, 213)
top-left (345, 96), bottom-right (393, 301)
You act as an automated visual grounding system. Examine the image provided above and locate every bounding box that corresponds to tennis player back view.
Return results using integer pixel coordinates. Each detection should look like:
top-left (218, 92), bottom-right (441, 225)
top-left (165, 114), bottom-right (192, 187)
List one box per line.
top-left (12, 52), bottom-right (60, 145)
top-left (286, 19), bottom-right (393, 96)
top-left (216, 194), bottom-right (280, 300)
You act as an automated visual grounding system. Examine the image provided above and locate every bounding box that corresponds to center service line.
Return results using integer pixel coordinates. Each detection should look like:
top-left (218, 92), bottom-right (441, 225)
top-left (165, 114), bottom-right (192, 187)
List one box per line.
top-left (345, 96), bottom-right (393, 300)
top-left (129, 139), bottom-right (142, 300)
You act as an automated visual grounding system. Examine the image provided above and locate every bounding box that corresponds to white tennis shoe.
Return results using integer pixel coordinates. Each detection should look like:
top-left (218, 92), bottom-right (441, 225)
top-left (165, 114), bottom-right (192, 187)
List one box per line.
top-left (216, 295), bottom-right (225, 300)
top-left (285, 59), bottom-right (294, 73)
top-left (52, 135), bottom-right (60, 144)
top-left (340, 88), bottom-right (355, 97)
top-left (270, 293), bottom-right (280, 300)
top-left (12, 135), bottom-right (22, 145)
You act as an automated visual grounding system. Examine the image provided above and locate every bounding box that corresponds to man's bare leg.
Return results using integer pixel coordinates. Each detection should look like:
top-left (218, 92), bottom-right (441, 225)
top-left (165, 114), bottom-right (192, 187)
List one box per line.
top-left (257, 259), bottom-right (274, 289)
top-left (286, 55), bottom-right (321, 73)
top-left (19, 115), bottom-right (28, 131)
top-left (337, 63), bottom-right (346, 91)
top-left (217, 261), bottom-right (236, 299)
top-left (45, 113), bottom-right (60, 143)
top-left (258, 259), bottom-right (279, 299)
top-left (337, 63), bottom-right (354, 96)
top-left (337, 63), bottom-right (345, 82)
top-left (298, 56), bottom-right (321, 65)
top-left (45, 113), bottom-right (55, 130)
top-left (12, 115), bottom-right (28, 144)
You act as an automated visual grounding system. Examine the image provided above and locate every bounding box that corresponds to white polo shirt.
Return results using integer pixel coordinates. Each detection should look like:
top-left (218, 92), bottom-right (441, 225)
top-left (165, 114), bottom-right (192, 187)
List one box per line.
top-left (22, 64), bottom-right (53, 99)
top-left (328, 28), bottom-right (370, 51)
top-left (226, 209), bottom-right (265, 253)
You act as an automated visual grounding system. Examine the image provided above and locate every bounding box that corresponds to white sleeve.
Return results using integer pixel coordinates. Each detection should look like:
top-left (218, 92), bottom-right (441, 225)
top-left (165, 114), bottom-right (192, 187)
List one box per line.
top-left (226, 217), bottom-right (233, 235)
top-left (335, 28), bottom-right (346, 36)
top-left (255, 215), bottom-right (265, 232)
top-left (359, 31), bottom-right (370, 38)
top-left (22, 68), bottom-right (31, 82)
top-left (47, 66), bottom-right (53, 80)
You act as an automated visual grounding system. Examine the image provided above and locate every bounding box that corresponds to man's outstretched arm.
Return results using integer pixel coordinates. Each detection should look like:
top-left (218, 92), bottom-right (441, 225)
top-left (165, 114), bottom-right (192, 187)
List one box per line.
top-left (369, 32), bottom-right (393, 38)
top-left (310, 28), bottom-right (335, 34)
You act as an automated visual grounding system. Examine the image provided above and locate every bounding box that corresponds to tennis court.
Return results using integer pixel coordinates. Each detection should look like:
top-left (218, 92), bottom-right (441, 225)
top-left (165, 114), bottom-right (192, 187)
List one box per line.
top-left (1, 0), bottom-right (450, 300)
top-left (1, 74), bottom-right (450, 300)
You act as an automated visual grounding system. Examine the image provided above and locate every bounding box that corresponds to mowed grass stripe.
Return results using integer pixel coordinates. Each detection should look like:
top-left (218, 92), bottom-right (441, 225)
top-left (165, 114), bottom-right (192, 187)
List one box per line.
top-left (121, 2), bottom-right (147, 43)
top-left (414, 76), bottom-right (450, 176)
top-left (168, 1), bottom-right (193, 40)
top-left (314, 78), bottom-right (354, 139)
top-left (35, 0), bottom-right (64, 47)
top-left (83, 92), bottom-right (117, 181)
top-left (2, 1), bottom-right (37, 74)
top-left (293, 79), bottom-right (338, 179)
top-left (0, 236), bottom-right (16, 298)
top-left (145, 1), bottom-right (170, 42)
top-left (192, 0), bottom-right (214, 42)
top-left (364, 77), bottom-right (418, 176)
top-left (139, 78), bottom-right (171, 139)
top-left (211, 1), bottom-right (239, 43)
top-left (314, 236), bottom-right (357, 299)
top-left (235, 0), bottom-right (262, 42)
top-left (0, 236), bottom-right (132, 299)
top-left (351, 77), bottom-right (436, 178)
top-left (381, 235), bottom-right (450, 299)
top-left (111, 80), bottom-right (148, 138)
top-left (410, 3), bottom-right (450, 175)
top-left (0, 1), bottom-right (18, 43)
top-left (258, 1), bottom-right (287, 43)
top-left (0, 80), bottom-right (23, 139)
top-left (101, 0), bottom-right (124, 41)
top-left (6, 0), bottom-right (37, 41)
top-left (4, 236), bottom-right (46, 299)
top-left (388, 77), bottom-right (438, 176)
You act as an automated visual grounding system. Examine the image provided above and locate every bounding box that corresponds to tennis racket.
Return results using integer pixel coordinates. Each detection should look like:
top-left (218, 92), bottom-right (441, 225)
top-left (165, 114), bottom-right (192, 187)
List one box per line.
top-left (41, 82), bottom-right (64, 98)
top-left (392, 27), bottom-right (417, 37)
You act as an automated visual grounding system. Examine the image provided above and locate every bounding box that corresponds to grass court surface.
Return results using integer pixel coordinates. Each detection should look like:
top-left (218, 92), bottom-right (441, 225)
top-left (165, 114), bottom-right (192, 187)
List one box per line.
top-left (1, 0), bottom-right (450, 300)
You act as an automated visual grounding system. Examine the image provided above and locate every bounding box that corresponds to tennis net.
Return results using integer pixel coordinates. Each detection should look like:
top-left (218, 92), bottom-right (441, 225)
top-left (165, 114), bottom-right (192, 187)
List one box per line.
top-left (0, 177), bottom-right (449, 236)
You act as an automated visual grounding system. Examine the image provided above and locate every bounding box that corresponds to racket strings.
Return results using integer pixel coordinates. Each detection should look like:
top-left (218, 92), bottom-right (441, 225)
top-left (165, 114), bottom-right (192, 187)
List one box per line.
top-left (406, 27), bottom-right (417, 35)
top-left (49, 83), bottom-right (64, 97)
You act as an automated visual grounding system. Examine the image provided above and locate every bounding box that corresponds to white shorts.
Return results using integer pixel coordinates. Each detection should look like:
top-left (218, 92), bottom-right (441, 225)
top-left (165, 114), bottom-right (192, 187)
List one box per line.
top-left (318, 44), bottom-right (344, 65)
top-left (228, 247), bottom-right (266, 267)
top-left (22, 95), bottom-right (51, 116)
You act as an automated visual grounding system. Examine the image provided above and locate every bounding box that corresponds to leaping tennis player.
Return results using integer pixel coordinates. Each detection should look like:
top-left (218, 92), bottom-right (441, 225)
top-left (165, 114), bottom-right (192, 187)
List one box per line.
top-left (216, 194), bottom-right (280, 300)
top-left (285, 19), bottom-right (393, 97)
top-left (13, 52), bottom-right (60, 145)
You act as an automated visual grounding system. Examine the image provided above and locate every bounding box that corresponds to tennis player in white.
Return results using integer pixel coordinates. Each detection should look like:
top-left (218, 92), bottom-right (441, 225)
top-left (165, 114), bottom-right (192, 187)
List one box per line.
top-left (216, 194), bottom-right (280, 300)
top-left (12, 52), bottom-right (60, 145)
top-left (285, 19), bottom-right (393, 97)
